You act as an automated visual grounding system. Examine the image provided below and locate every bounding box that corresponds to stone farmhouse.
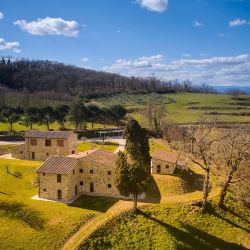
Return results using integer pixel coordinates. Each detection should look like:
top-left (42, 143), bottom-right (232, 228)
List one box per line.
top-left (151, 150), bottom-right (179, 175)
top-left (12, 130), bottom-right (77, 162)
top-left (36, 149), bottom-right (120, 203)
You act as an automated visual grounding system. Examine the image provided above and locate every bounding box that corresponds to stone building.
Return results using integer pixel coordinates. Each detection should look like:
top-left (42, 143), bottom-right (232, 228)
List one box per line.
top-left (12, 130), bottom-right (77, 162)
top-left (36, 149), bottom-right (120, 202)
top-left (151, 150), bottom-right (179, 175)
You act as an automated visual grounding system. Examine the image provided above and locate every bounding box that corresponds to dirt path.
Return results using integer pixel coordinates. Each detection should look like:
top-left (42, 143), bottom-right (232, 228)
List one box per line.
top-left (62, 200), bottom-right (133, 250)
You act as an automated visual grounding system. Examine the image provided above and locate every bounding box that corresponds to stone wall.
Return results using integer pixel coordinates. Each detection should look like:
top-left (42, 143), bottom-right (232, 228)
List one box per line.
top-left (151, 158), bottom-right (176, 175)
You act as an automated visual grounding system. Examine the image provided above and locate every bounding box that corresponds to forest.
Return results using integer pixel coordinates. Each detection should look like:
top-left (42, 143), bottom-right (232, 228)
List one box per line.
top-left (0, 57), bottom-right (214, 101)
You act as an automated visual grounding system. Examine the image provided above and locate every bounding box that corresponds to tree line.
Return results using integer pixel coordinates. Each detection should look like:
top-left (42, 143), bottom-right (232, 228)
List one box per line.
top-left (0, 57), bottom-right (215, 100)
top-left (0, 99), bottom-right (127, 131)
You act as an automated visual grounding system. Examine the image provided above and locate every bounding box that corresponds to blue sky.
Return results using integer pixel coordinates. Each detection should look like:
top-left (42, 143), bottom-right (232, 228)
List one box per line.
top-left (1, 0), bottom-right (250, 86)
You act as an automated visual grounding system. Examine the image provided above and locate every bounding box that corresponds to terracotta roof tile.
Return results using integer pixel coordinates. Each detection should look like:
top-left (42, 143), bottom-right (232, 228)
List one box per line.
top-left (84, 149), bottom-right (117, 167)
top-left (25, 130), bottom-right (75, 139)
top-left (152, 150), bottom-right (178, 164)
top-left (36, 156), bottom-right (78, 174)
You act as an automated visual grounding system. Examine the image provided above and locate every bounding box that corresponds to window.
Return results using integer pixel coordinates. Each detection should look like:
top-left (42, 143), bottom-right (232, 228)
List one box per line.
top-left (166, 165), bottom-right (169, 169)
top-left (30, 139), bottom-right (37, 146)
top-left (75, 185), bottom-right (78, 195)
top-left (73, 170), bottom-right (75, 175)
top-left (57, 140), bottom-right (64, 147)
top-left (31, 152), bottom-right (35, 160)
top-left (43, 173), bottom-right (45, 176)
top-left (20, 151), bottom-right (23, 154)
top-left (157, 165), bottom-right (161, 174)
top-left (57, 190), bottom-right (62, 200)
top-left (79, 169), bottom-right (83, 173)
top-left (47, 153), bottom-right (49, 156)
top-left (90, 169), bottom-right (93, 174)
top-left (108, 184), bottom-right (112, 188)
top-left (80, 181), bottom-right (83, 186)
top-left (107, 171), bottom-right (112, 176)
top-left (57, 174), bottom-right (61, 183)
top-left (43, 188), bottom-right (46, 192)
top-left (45, 139), bottom-right (51, 146)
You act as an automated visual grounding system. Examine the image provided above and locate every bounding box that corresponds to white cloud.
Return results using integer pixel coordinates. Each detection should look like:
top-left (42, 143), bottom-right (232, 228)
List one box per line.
top-left (229, 18), bottom-right (250, 27)
top-left (103, 54), bottom-right (250, 86)
top-left (14, 17), bottom-right (81, 37)
top-left (0, 12), bottom-right (4, 19)
top-left (137, 0), bottom-right (168, 12)
top-left (193, 21), bottom-right (203, 27)
top-left (0, 38), bottom-right (20, 53)
top-left (81, 57), bottom-right (89, 62)
top-left (182, 53), bottom-right (191, 57)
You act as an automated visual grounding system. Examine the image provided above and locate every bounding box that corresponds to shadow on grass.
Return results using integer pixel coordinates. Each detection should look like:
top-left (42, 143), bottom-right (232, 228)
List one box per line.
top-left (207, 204), bottom-right (250, 234)
top-left (138, 209), bottom-right (247, 250)
top-left (0, 200), bottom-right (45, 230)
top-left (69, 195), bottom-right (119, 213)
top-left (143, 176), bottom-right (161, 203)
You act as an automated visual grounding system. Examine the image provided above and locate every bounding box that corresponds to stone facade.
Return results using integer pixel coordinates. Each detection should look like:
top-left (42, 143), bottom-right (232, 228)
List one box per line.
top-left (151, 150), bottom-right (178, 175)
top-left (151, 158), bottom-right (176, 175)
top-left (37, 149), bottom-right (120, 202)
top-left (12, 131), bottom-right (77, 162)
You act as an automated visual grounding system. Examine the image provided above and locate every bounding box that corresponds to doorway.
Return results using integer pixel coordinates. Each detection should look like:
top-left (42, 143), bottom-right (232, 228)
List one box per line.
top-left (90, 182), bottom-right (94, 192)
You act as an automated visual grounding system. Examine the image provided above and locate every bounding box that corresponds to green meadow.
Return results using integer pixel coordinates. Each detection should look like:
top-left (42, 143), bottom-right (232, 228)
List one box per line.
top-left (96, 92), bottom-right (250, 125)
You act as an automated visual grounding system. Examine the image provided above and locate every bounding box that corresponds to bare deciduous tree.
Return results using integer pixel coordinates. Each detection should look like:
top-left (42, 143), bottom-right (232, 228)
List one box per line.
top-left (145, 98), bottom-right (167, 137)
top-left (213, 126), bottom-right (250, 208)
top-left (182, 117), bottom-right (218, 212)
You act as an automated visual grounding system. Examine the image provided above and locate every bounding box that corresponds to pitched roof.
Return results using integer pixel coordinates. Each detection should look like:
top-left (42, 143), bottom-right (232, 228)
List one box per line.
top-left (25, 130), bottom-right (75, 139)
top-left (84, 149), bottom-right (117, 167)
top-left (152, 150), bottom-right (178, 164)
top-left (36, 156), bottom-right (78, 174)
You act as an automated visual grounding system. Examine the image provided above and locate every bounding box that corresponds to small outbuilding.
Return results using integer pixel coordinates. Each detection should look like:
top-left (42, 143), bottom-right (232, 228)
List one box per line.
top-left (151, 150), bottom-right (179, 175)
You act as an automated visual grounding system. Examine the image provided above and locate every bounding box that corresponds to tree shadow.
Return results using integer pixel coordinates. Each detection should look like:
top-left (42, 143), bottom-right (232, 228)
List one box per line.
top-left (138, 209), bottom-right (247, 250)
top-left (143, 176), bottom-right (161, 203)
top-left (69, 195), bottom-right (119, 213)
top-left (224, 206), bottom-right (250, 225)
top-left (207, 204), bottom-right (250, 234)
top-left (0, 200), bottom-right (45, 230)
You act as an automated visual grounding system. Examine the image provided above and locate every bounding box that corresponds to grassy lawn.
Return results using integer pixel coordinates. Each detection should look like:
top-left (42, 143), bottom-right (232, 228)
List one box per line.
top-left (77, 141), bottom-right (118, 152)
top-left (0, 158), bottom-right (119, 250)
top-left (0, 121), bottom-right (115, 132)
top-left (96, 92), bottom-right (250, 124)
top-left (80, 202), bottom-right (250, 250)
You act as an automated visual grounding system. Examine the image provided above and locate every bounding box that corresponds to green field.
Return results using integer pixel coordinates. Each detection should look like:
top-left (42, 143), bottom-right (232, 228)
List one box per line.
top-left (0, 121), bottom-right (115, 132)
top-left (96, 92), bottom-right (250, 124)
top-left (0, 152), bottom-right (249, 249)
top-left (0, 158), bottom-right (119, 250)
top-left (80, 202), bottom-right (250, 249)
top-left (77, 141), bottom-right (118, 152)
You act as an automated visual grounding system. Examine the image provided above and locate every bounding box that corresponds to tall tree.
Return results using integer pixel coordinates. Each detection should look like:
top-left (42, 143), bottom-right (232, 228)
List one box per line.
top-left (20, 107), bottom-right (40, 130)
top-left (39, 106), bottom-right (55, 130)
top-left (145, 98), bottom-right (167, 137)
top-left (0, 107), bottom-right (22, 132)
top-left (54, 104), bottom-right (70, 129)
top-left (115, 119), bottom-right (151, 212)
top-left (87, 104), bottom-right (100, 129)
top-left (68, 98), bottom-right (88, 130)
top-left (182, 118), bottom-right (218, 212)
top-left (109, 105), bottom-right (127, 127)
top-left (213, 127), bottom-right (250, 208)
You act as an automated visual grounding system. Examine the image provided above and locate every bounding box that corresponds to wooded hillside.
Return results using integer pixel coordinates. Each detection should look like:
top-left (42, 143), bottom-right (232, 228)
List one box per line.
top-left (0, 57), bottom-right (213, 99)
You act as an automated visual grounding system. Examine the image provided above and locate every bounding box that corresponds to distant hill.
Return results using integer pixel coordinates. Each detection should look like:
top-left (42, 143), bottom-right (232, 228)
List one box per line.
top-left (0, 57), bottom-right (213, 99)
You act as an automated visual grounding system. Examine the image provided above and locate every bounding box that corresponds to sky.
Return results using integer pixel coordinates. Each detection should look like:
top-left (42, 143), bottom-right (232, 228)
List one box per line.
top-left (1, 0), bottom-right (250, 86)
